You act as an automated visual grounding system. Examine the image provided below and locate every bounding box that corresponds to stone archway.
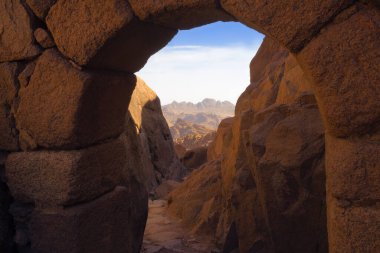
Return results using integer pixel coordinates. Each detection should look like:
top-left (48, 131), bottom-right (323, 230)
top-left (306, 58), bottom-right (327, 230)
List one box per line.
top-left (0, 0), bottom-right (379, 252)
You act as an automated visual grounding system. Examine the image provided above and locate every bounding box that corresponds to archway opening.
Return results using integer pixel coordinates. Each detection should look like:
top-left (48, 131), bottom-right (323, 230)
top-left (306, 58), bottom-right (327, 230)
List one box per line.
top-left (128, 21), bottom-right (327, 253)
top-left (1, 1), bottom-right (378, 253)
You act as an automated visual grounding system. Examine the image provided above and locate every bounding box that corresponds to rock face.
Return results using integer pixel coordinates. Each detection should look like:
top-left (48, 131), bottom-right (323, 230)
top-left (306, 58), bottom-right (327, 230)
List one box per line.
top-left (0, 1), bottom-right (378, 252)
top-left (16, 49), bottom-right (136, 150)
top-left (127, 77), bottom-right (185, 191)
top-left (180, 147), bottom-right (208, 172)
top-left (46, 0), bottom-right (177, 72)
top-left (168, 38), bottom-right (327, 252)
top-left (0, 0), bottom-right (41, 62)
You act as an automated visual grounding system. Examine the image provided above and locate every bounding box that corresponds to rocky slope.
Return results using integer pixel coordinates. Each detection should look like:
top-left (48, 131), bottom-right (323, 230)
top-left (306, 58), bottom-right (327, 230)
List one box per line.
top-left (169, 118), bottom-right (214, 140)
top-left (168, 37), bottom-right (327, 253)
top-left (163, 99), bottom-right (235, 130)
top-left (125, 77), bottom-right (185, 191)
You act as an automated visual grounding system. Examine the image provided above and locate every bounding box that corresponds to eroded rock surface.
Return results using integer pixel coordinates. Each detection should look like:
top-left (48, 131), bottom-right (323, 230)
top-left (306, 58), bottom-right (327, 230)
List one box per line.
top-left (46, 0), bottom-right (177, 72)
top-left (127, 77), bottom-right (185, 191)
top-left (129, 0), bottom-right (234, 29)
top-left (0, 0), bottom-right (41, 62)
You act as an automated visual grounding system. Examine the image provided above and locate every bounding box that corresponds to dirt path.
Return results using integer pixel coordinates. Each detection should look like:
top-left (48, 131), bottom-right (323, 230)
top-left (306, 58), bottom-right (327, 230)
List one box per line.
top-left (140, 200), bottom-right (219, 253)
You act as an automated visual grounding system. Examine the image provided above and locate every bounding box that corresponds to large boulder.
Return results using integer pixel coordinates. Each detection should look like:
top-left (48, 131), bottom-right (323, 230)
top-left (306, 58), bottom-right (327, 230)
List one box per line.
top-left (28, 186), bottom-right (146, 253)
top-left (46, 0), bottom-right (177, 72)
top-left (297, 4), bottom-right (380, 138)
top-left (0, 0), bottom-right (41, 62)
top-left (181, 147), bottom-right (208, 171)
top-left (6, 137), bottom-right (126, 207)
top-left (129, 0), bottom-right (234, 29)
top-left (15, 49), bottom-right (136, 150)
top-left (221, 0), bottom-right (352, 52)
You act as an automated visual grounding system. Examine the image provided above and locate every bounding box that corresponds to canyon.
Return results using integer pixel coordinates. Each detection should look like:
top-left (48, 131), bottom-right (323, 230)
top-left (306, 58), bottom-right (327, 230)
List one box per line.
top-left (0, 1), bottom-right (379, 253)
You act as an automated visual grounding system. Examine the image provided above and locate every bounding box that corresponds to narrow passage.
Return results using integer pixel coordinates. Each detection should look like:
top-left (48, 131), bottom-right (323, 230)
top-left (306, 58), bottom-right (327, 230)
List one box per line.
top-left (141, 200), bottom-right (218, 253)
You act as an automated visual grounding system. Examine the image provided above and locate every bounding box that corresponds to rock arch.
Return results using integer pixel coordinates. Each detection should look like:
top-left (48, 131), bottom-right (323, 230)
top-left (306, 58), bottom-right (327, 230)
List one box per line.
top-left (0, 0), bottom-right (379, 252)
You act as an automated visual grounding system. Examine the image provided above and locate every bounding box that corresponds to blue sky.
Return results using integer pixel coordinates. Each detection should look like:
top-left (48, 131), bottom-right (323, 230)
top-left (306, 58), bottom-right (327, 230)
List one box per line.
top-left (138, 22), bottom-right (264, 105)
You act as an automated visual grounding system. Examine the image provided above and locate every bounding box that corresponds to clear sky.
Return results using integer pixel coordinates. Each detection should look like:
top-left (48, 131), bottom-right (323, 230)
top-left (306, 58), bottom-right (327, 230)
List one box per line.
top-left (137, 21), bottom-right (264, 105)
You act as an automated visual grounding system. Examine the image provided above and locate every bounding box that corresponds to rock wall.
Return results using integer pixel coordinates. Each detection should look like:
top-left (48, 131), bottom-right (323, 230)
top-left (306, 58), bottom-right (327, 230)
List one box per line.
top-left (126, 77), bottom-right (185, 191)
top-left (168, 38), bottom-right (327, 252)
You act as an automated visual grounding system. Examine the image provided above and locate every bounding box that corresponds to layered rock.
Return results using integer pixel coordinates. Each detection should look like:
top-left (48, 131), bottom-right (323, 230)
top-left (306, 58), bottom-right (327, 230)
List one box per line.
top-left (168, 38), bottom-right (328, 252)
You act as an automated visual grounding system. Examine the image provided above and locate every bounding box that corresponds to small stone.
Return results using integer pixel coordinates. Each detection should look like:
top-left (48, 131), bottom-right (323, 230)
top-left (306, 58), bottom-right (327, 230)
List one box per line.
top-left (34, 28), bottom-right (55, 48)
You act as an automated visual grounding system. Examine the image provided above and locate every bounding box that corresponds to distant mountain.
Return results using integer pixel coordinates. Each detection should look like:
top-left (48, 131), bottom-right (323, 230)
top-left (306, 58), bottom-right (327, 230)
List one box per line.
top-left (163, 98), bottom-right (235, 116)
top-left (162, 98), bottom-right (235, 130)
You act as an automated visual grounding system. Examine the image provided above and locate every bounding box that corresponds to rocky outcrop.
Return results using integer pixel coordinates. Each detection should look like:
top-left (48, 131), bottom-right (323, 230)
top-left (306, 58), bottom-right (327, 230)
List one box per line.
top-left (127, 77), bottom-right (185, 191)
top-left (180, 147), bottom-right (208, 172)
top-left (168, 38), bottom-right (327, 252)
top-left (168, 160), bottom-right (223, 235)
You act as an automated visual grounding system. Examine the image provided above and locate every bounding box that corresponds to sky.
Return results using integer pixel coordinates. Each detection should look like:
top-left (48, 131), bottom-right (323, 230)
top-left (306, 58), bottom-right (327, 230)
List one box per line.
top-left (137, 21), bottom-right (264, 105)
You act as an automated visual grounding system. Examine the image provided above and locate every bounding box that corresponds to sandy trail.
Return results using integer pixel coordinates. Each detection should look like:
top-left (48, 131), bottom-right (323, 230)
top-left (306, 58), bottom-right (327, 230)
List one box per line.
top-left (141, 200), bottom-right (218, 253)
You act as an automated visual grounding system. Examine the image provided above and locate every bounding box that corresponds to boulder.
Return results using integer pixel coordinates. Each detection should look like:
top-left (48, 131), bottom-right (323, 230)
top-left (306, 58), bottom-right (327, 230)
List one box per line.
top-left (28, 186), bottom-right (147, 253)
top-left (174, 144), bottom-right (187, 159)
top-left (297, 4), bottom-right (380, 137)
top-left (181, 147), bottom-right (208, 171)
top-left (6, 137), bottom-right (126, 207)
top-left (46, 0), bottom-right (177, 72)
top-left (34, 28), bottom-right (55, 48)
top-left (15, 49), bottom-right (136, 149)
top-left (129, 0), bottom-right (234, 29)
top-left (221, 0), bottom-right (352, 52)
top-left (0, 0), bottom-right (41, 62)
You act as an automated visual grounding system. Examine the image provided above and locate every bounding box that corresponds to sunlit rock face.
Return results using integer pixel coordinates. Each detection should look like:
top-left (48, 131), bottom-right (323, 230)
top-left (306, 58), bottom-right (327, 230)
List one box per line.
top-left (126, 77), bottom-right (185, 192)
top-left (168, 38), bottom-right (328, 253)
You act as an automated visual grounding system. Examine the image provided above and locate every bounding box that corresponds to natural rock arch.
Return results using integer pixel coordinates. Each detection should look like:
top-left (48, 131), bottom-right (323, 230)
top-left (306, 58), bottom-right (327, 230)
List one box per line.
top-left (0, 0), bottom-right (379, 252)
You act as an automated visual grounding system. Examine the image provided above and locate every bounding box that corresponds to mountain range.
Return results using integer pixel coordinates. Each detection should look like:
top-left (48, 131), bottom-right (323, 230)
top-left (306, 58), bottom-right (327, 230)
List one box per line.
top-left (162, 98), bottom-right (235, 130)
